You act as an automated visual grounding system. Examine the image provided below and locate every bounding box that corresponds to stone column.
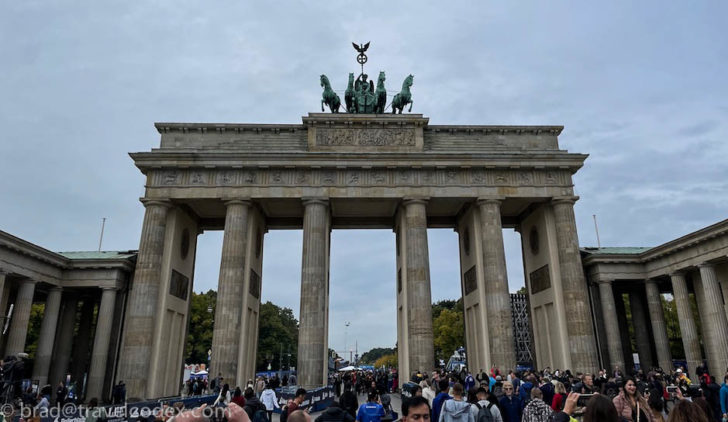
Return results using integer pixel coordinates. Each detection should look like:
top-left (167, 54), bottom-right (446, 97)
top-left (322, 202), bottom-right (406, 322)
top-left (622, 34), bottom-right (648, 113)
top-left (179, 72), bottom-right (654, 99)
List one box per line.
top-left (629, 290), bottom-right (654, 370)
top-left (211, 200), bottom-right (251, 385)
top-left (614, 293), bottom-right (635, 371)
top-left (597, 280), bottom-right (624, 371)
top-left (551, 197), bottom-right (598, 373)
top-left (86, 287), bottom-right (118, 401)
top-left (71, 299), bottom-right (96, 387)
top-left (698, 263), bottom-right (728, 375)
top-left (644, 280), bottom-right (672, 371)
top-left (32, 287), bottom-right (63, 386)
top-left (50, 295), bottom-right (78, 397)
top-left (6, 279), bottom-right (37, 356)
top-left (403, 199), bottom-right (435, 375)
top-left (670, 272), bottom-right (702, 376)
top-left (297, 199), bottom-right (331, 388)
top-left (116, 199), bottom-right (170, 399)
top-left (477, 198), bottom-right (515, 371)
top-left (0, 270), bottom-right (8, 356)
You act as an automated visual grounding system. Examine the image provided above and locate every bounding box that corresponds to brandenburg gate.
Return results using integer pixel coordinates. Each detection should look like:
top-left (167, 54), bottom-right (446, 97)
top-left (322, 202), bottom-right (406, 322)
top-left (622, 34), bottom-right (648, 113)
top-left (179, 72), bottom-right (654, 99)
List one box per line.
top-left (118, 111), bottom-right (599, 399)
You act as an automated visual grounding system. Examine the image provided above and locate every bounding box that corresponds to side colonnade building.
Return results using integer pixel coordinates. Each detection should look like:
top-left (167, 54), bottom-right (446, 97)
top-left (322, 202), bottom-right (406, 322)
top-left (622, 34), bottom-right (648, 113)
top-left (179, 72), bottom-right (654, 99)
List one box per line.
top-left (583, 219), bottom-right (728, 378)
top-left (0, 231), bottom-right (133, 401)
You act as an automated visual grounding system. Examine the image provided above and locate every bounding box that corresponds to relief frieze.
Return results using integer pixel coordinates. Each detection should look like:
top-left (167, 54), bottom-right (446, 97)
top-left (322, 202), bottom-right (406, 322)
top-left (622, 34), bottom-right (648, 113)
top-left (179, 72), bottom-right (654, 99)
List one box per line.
top-left (151, 168), bottom-right (571, 189)
top-left (315, 128), bottom-right (416, 147)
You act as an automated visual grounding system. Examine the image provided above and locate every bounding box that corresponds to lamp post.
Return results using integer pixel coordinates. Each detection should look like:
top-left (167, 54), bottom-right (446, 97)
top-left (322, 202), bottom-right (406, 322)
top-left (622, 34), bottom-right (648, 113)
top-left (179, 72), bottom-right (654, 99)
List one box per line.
top-left (344, 321), bottom-right (350, 363)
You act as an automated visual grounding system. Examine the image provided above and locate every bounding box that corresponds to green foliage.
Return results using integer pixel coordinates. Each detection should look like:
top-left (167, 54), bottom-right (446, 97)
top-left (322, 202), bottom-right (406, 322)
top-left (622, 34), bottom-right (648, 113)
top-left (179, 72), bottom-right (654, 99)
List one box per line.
top-left (662, 295), bottom-right (685, 359)
top-left (433, 308), bottom-right (464, 363)
top-left (374, 353), bottom-right (397, 368)
top-left (185, 290), bottom-right (216, 363)
top-left (24, 303), bottom-right (45, 359)
top-left (432, 299), bottom-right (463, 320)
top-left (256, 301), bottom-right (298, 371)
top-left (515, 286), bottom-right (528, 295)
top-left (360, 347), bottom-right (396, 364)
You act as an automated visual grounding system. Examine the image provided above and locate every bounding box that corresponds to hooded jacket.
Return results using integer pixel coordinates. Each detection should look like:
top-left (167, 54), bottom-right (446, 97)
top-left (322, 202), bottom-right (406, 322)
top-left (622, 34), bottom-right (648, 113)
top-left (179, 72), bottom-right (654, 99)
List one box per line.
top-left (317, 406), bottom-right (356, 422)
top-left (439, 399), bottom-right (474, 422)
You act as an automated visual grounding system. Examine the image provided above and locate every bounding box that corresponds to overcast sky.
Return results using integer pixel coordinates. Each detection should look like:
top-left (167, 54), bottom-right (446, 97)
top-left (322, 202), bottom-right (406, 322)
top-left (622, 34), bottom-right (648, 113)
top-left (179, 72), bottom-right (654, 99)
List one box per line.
top-left (2, 1), bottom-right (727, 357)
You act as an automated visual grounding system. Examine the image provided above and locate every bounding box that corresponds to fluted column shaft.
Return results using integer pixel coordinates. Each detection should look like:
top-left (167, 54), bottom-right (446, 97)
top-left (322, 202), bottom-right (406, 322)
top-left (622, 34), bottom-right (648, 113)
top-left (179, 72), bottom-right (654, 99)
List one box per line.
top-left (50, 296), bottom-right (78, 400)
top-left (211, 200), bottom-right (251, 385)
top-left (32, 287), bottom-right (63, 386)
top-left (403, 199), bottom-right (435, 375)
top-left (477, 199), bottom-right (515, 370)
top-left (597, 280), bottom-right (624, 371)
top-left (117, 199), bottom-right (170, 399)
top-left (698, 263), bottom-right (728, 374)
top-left (6, 279), bottom-right (37, 355)
top-left (298, 199), bottom-right (330, 388)
top-left (670, 272), bottom-right (701, 376)
top-left (86, 287), bottom-right (118, 401)
top-left (644, 280), bottom-right (672, 371)
top-left (629, 290), bottom-right (654, 370)
top-left (71, 299), bottom-right (96, 386)
top-left (552, 197), bottom-right (598, 373)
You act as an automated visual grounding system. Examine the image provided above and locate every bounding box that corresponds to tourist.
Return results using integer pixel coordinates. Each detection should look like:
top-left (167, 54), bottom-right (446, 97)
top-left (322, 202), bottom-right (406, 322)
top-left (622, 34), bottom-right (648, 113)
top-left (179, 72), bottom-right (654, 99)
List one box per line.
top-left (421, 380), bottom-right (436, 406)
top-left (647, 389), bottom-right (667, 422)
top-left (260, 382), bottom-right (279, 422)
top-left (438, 383), bottom-right (472, 422)
top-left (356, 392), bottom-right (385, 422)
top-left (256, 376), bottom-right (266, 398)
top-left (340, 384), bottom-right (359, 418)
top-left (469, 387), bottom-right (501, 422)
top-left (498, 381), bottom-right (522, 422)
top-left (612, 377), bottom-right (654, 422)
top-left (316, 401), bottom-right (355, 422)
top-left (521, 387), bottom-right (553, 422)
top-left (666, 399), bottom-right (710, 422)
top-left (213, 383), bottom-right (231, 407)
top-left (243, 386), bottom-right (266, 419)
top-left (550, 382), bottom-right (566, 412)
top-left (538, 377), bottom-right (554, 407)
top-left (287, 388), bottom-right (308, 414)
top-left (402, 396), bottom-right (431, 422)
top-left (290, 410), bottom-right (313, 422)
top-left (432, 378), bottom-right (452, 422)
top-left (232, 387), bottom-right (246, 407)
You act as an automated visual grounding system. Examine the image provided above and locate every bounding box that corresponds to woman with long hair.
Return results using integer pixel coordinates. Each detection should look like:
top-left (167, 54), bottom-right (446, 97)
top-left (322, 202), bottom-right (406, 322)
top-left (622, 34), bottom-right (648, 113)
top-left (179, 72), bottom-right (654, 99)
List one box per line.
top-left (612, 377), bottom-right (654, 422)
top-left (582, 394), bottom-right (619, 422)
top-left (213, 383), bottom-right (231, 407)
top-left (666, 399), bottom-right (709, 422)
top-left (647, 388), bottom-right (666, 422)
top-left (551, 381), bottom-right (567, 412)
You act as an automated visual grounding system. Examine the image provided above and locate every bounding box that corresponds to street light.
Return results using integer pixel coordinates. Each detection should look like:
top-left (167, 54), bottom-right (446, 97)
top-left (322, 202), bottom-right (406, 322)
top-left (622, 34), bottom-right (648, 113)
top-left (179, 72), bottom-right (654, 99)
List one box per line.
top-left (344, 321), bottom-right (350, 363)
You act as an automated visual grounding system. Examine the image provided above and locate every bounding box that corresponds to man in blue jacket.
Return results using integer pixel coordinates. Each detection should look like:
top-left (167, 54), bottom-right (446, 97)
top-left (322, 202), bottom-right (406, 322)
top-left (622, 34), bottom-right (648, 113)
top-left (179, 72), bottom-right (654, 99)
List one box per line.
top-left (432, 378), bottom-right (452, 422)
top-left (498, 381), bottom-right (522, 422)
top-left (356, 392), bottom-right (385, 422)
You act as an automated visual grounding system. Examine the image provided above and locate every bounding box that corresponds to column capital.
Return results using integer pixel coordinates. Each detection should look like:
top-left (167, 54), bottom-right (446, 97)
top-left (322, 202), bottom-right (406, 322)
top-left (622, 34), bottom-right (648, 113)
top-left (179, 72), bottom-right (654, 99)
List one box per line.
top-left (49, 286), bottom-right (63, 292)
top-left (223, 198), bottom-right (252, 207)
top-left (697, 262), bottom-right (715, 270)
top-left (551, 195), bottom-right (580, 205)
top-left (645, 278), bottom-right (659, 285)
top-left (476, 196), bottom-right (505, 206)
top-left (302, 197), bottom-right (329, 207)
top-left (669, 270), bottom-right (686, 278)
top-left (101, 286), bottom-right (119, 292)
top-left (17, 278), bottom-right (37, 286)
top-left (596, 278), bottom-right (614, 285)
top-left (139, 198), bottom-right (172, 208)
top-left (0, 269), bottom-right (7, 276)
top-left (402, 197), bottom-right (429, 206)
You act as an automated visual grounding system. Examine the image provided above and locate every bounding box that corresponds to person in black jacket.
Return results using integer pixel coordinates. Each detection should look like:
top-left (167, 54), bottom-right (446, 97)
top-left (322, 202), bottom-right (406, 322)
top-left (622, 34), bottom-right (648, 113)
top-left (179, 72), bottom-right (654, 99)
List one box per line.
top-left (339, 383), bottom-right (359, 418)
top-left (316, 402), bottom-right (355, 422)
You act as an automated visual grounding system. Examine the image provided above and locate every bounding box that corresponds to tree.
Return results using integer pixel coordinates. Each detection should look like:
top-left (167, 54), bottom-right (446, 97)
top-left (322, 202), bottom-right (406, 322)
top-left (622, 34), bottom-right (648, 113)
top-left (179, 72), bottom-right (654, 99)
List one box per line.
top-left (185, 290), bottom-right (216, 363)
top-left (360, 347), bottom-right (396, 364)
top-left (515, 286), bottom-right (528, 295)
top-left (374, 353), bottom-right (397, 368)
top-left (433, 308), bottom-right (464, 363)
top-left (256, 301), bottom-right (298, 371)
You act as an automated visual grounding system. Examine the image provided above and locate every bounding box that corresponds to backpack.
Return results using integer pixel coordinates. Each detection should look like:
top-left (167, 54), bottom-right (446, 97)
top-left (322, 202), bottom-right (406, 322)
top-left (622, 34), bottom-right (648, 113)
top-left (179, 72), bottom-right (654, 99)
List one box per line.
top-left (474, 403), bottom-right (494, 422)
top-left (279, 405), bottom-right (289, 422)
top-left (252, 409), bottom-right (269, 422)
